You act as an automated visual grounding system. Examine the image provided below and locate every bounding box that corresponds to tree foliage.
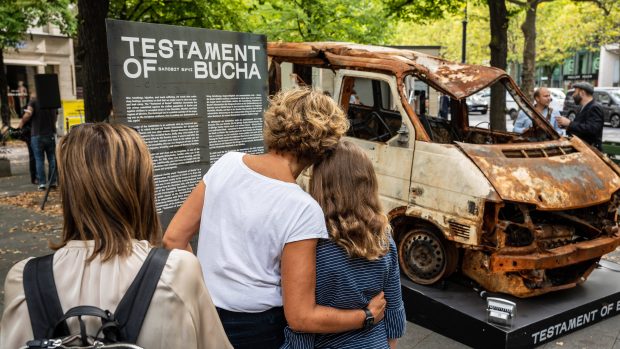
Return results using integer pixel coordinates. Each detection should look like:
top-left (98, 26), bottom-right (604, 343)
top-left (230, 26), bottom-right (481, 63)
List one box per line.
top-left (0, 0), bottom-right (76, 48)
top-left (391, 3), bottom-right (491, 64)
top-left (108, 0), bottom-right (251, 31)
top-left (248, 0), bottom-right (393, 44)
top-left (0, 0), bottom-right (76, 127)
top-left (385, 0), bottom-right (465, 23)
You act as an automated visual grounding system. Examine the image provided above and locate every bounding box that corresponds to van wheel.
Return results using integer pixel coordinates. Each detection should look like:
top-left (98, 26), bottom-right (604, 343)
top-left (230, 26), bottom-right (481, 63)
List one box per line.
top-left (398, 227), bottom-right (458, 285)
top-left (568, 112), bottom-right (576, 121)
top-left (611, 115), bottom-right (620, 128)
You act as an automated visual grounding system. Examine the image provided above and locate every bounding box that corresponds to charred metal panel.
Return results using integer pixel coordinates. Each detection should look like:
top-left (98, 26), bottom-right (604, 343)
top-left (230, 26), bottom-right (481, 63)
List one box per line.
top-left (405, 205), bottom-right (480, 245)
top-left (346, 138), bottom-right (413, 214)
top-left (456, 138), bottom-right (620, 209)
top-left (267, 42), bottom-right (508, 100)
top-left (460, 249), bottom-right (592, 297)
top-left (489, 236), bottom-right (620, 272)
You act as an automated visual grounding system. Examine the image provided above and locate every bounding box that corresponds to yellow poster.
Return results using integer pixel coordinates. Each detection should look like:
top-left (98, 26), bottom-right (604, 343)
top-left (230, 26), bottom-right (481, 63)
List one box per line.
top-left (61, 100), bottom-right (85, 130)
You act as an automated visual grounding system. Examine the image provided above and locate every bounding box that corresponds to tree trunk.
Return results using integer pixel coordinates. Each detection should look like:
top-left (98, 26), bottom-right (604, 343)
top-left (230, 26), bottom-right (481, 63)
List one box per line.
top-left (0, 49), bottom-right (10, 128)
top-left (547, 65), bottom-right (554, 86)
top-left (488, 0), bottom-right (508, 132)
top-left (520, 0), bottom-right (538, 100)
top-left (77, 0), bottom-right (111, 122)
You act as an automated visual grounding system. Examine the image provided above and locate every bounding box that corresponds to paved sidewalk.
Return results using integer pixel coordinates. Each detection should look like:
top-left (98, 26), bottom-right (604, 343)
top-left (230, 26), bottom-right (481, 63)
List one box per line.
top-left (0, 143), bottom-right (619, 348)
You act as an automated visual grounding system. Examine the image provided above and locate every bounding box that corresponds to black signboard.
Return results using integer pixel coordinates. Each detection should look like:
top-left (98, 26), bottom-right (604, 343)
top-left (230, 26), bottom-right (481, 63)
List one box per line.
top-left (564, 73), bottom-right (599, 81)
top-left (106, 19), bottom-right (268, 228)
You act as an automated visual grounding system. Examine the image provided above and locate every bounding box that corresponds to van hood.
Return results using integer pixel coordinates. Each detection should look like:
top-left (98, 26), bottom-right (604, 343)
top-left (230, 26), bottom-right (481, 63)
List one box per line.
top-left (455, 138), bottom-right (620, 210)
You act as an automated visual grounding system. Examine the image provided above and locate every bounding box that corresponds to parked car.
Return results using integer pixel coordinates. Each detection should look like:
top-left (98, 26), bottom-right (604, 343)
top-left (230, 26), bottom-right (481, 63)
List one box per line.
top-left (564, 87), bottom-right (620, 127)
top-left (467, 88), bottom-right (519, 119)
top-left (268, 42), bottom-right (620, 298)
top-left (506, 93), bottom-right (519, 120)
top-left (548, 87), bottom-right (565, 113)
top-left (466, 91), bottom-right (488, 114)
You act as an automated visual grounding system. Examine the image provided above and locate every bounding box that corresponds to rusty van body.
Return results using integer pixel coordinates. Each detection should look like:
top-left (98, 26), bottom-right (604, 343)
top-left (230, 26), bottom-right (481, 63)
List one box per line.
top-left (267, 42), bottom-right (620, 297)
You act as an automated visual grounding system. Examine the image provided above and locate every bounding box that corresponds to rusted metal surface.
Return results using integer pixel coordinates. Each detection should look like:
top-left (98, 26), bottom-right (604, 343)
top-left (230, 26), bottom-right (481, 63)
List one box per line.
top-left (456, 137), bottom-right (620, 210)
top-left (269, 41), bottom-right (620, 298)
top-left (268, 42), bottom-right (506, 100)
top-left (461, 249), bottom-right (595, 297)
top-left (489, 236), bottom-right (620, 272)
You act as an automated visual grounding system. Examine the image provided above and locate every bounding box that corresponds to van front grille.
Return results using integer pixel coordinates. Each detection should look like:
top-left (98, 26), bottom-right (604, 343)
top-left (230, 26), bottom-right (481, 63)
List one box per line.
top-left (502, 146), bottom-right (577, 158)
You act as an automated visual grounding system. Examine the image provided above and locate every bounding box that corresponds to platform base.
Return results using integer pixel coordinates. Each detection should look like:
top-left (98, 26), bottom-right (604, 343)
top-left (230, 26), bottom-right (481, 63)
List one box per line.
top-left (401, 260), bottom-right (620, 349)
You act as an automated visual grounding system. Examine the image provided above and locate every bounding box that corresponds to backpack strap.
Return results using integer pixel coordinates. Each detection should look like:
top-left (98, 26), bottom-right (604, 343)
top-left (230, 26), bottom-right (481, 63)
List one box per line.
top-left (23, 254), bottom-right (70, 339)
top-left (114, 247), bottom-right (170, 343)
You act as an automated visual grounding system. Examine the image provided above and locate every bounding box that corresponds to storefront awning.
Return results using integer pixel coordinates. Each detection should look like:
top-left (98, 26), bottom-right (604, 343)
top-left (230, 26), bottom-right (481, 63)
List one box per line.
top-left (3, 59), bottom-right (46, 66)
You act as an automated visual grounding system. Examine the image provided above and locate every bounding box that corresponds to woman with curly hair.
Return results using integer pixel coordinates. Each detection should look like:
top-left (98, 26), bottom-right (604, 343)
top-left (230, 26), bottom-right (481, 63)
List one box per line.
top-left (283, 140), bottom-right (406, 349)
top-left (163, 88), bottom-right (386, 349)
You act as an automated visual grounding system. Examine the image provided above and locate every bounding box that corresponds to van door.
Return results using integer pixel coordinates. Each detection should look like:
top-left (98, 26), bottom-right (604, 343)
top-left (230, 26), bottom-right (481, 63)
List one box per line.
top-left (334, 70), bottom-right (416, 213)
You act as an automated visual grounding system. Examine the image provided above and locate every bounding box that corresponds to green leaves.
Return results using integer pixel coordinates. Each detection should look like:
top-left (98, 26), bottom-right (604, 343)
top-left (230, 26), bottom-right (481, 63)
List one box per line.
top-left (0, 0), bottom-right (76, 49)
top-left (248, 0), bottom-right (393, 44)
top-left (385, 0), bottom-right (466, 23)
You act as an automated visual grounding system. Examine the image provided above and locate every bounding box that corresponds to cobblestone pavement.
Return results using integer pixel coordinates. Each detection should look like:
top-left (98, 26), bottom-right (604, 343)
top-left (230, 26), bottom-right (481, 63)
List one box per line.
top-left (1, 142), bottom-right (619, 348)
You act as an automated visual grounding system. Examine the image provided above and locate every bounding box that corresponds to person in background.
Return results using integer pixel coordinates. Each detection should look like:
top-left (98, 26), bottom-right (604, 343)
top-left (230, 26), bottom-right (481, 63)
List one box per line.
top-left (163, 88), bottom-right (386, 349)
top-left (439, 94), bottom-right (450, 119)
top-left (282, 140), bottom-right (406, 349)
top-left (1, 123), bottom-right (232, 348)
top-left (556, 82), bottom-right (603, 149)
top-left (513, 87), bottom-right (564, 135)
top-left (18, 93), bottom-right (58, 190)
top-left (17, 81), bottom-right (28, 114)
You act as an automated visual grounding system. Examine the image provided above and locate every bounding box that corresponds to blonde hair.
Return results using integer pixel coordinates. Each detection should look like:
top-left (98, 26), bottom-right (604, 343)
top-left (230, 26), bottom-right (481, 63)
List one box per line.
top-left (263, 88), bottom-right (349, 163)
top-left (309, 141), bottom-right (389, 260)
top-left (53, 123), bottom-right (161, 261)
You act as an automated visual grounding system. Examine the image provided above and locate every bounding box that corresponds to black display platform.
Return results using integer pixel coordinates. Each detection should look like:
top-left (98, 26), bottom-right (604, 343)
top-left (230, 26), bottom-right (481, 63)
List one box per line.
top-left (401, 260), bottom-right (620, 349)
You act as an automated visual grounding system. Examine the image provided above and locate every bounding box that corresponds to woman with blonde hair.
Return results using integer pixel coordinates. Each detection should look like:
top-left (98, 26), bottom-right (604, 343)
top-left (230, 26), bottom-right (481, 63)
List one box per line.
top-left (163, 88), bottom-right (386, 349)
top-left (0, 123), bottom-right (232, 348)
top-left (283, 140), bottom-right (406, 349)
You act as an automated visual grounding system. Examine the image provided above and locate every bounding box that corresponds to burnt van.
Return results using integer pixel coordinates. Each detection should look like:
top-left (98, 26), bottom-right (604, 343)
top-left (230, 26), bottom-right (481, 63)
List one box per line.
top-left (267, 42), bottom-right (620, 297)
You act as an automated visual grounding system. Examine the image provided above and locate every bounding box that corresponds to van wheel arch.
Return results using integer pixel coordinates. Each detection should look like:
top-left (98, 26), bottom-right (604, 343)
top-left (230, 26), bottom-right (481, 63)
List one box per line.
top-left (392, 216), bottom-right (459, 285)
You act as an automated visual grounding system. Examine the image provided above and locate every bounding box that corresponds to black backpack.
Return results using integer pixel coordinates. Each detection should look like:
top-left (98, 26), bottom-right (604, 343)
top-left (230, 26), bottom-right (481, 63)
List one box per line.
top-left (22, 248), bottom-right (170, 349)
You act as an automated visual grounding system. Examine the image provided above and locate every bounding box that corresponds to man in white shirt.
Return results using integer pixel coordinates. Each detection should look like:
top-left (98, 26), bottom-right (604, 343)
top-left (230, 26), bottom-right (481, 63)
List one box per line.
top-left (513, 87), bottom-right (564, 135)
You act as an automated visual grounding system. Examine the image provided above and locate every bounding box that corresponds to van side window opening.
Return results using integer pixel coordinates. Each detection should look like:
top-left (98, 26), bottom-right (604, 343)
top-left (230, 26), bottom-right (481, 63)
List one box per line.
top-left (342, 76), bottom-right (402, 143)
top-left (404, 74), bottom-right (554, 145)
top-left (404, 76), bottom-right (461, 144)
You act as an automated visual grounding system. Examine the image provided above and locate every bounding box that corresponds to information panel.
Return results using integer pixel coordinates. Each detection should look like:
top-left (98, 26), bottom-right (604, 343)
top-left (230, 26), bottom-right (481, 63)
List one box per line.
top-left (106, 19), bottom-right (267, 228)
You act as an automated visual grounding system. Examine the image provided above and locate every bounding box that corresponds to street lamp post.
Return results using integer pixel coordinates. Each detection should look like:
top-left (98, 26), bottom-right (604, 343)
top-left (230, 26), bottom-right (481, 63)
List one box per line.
top-left (462, 3), bottom-right (467, 64)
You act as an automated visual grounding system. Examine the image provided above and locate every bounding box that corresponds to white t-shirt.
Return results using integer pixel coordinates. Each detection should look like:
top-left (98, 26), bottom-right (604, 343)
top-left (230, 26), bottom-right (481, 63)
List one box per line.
top-left (197, 152), bottom-right (328, 312)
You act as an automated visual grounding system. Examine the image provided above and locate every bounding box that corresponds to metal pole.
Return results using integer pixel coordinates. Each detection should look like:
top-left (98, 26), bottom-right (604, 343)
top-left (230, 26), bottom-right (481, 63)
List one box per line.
top-left (462, 3), bottom-right (468, 64)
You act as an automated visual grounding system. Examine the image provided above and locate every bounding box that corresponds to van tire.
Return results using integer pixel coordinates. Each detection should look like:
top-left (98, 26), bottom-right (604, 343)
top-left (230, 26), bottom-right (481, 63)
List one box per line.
top-left (398, 227), bottom-right (458, 285)
top-left (611, 114), bottom-right (620, 128)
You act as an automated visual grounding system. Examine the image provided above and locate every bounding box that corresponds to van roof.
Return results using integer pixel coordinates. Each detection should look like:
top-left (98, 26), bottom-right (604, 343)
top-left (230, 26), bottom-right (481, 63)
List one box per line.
top-left (267, 42), bottom-right (510, 100)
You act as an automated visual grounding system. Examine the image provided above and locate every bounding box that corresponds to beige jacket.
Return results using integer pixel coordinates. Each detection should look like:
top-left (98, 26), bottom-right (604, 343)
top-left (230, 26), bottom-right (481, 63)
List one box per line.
top-left (0, 240), bottom-right (233, 349)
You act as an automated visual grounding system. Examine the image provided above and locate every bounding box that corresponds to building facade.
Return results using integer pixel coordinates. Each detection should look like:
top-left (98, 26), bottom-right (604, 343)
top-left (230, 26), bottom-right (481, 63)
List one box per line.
top-left (509, 44), bottom-right (619, 91)
top-left (3, 24), bottom-right (76, 117)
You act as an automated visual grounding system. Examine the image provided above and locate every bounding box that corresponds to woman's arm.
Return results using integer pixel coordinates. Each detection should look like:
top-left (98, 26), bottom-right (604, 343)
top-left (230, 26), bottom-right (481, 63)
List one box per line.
top-left (388, 338), bottom-right (398, 349)
top-left (162, 181), bottom-right (206, 252)
top-left (281, 239), bottom-right (386, 333)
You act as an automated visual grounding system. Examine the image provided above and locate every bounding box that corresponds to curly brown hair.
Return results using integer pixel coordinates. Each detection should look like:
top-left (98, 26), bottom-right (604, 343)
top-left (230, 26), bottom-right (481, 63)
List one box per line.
top-left (309, 140), bottom-right (389, 260)
top-left (263, 88), bottom-right (349, 163)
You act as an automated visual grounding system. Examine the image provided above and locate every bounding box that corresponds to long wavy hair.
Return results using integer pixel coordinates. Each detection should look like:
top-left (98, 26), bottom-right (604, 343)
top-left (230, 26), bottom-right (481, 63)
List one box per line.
top-left (309, 140), bottom-right (389, 260)
top-left (53, 123), bottom-right (161, 261)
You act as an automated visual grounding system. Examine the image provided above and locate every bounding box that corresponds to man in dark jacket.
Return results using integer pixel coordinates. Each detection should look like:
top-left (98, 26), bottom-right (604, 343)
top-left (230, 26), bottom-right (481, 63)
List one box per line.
top-left (556, 82), bottom-right (604, 150)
